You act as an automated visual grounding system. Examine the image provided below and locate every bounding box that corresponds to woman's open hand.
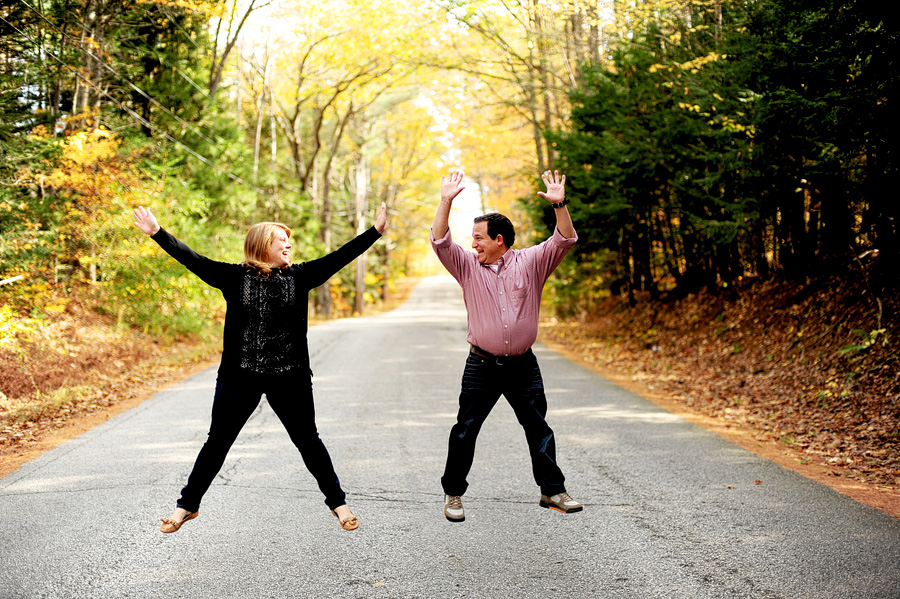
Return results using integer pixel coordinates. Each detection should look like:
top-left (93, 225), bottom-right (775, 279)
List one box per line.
top-left (375, 202), bottom-right (387, 234)
top-left (133, 206), bottom-right (161, 236)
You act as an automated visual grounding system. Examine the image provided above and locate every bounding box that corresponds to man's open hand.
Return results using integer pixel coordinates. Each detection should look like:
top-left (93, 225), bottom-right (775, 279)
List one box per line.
top-left (537, 170), bottom-right (566, 205)
top-left (441, 171), bottom-right (466, 204)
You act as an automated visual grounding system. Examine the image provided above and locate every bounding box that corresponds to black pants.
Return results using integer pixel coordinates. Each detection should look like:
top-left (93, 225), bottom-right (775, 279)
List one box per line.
top-left (441, 349), bottom-right (567, 497)
top-left (176, 368), bottom-right (347, 512)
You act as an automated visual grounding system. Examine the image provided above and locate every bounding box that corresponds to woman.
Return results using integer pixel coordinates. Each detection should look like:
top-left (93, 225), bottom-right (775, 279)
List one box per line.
top-left (133, 203), bottom-right (387, 532)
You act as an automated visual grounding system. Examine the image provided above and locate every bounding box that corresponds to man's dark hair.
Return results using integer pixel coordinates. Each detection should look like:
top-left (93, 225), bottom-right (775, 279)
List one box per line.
top-left (473, 213), bottom-right (516, 248)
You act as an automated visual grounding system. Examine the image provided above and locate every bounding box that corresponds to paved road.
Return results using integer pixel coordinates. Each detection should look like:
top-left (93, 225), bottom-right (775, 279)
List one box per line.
top-left (1, 276), bottom-right (899, 599)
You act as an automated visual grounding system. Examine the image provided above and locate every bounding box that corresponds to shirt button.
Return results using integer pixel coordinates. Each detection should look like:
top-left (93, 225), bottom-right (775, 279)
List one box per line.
top-left (504, 325), bottom-right (508, 328)
top-left (505, 340), bottom-right (509, 344)
top-left (499, 291), bottom-right (503, 295)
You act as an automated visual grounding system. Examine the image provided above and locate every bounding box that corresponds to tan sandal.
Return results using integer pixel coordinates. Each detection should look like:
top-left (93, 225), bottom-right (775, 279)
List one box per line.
top-left (331, 508), bottom-right (359, 531)
top-left (159, 510), bottom-right (198, 533)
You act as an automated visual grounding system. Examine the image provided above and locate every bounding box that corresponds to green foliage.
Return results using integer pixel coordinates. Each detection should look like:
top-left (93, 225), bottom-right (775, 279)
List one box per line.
top-left (0, 134), bottom-right (65, 279)
top-left (838, 328), bottom-right (888, 357)
top-left (543, 249), bottom-right (621, 318)
top-left (542, 4), bottom-right (756, 302)
top-left (541, 0), bottom-right (898, 305)
top-left (0, 126), bottom-right (241, 341)
top-left (102, 206), bottom-right (240, 338)
top-left (746, 0), bottom-right (897, 270)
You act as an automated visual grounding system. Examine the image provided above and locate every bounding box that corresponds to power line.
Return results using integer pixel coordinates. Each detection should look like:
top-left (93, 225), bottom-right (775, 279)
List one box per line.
top-left (8, 0), bottom-right (399, 211)
top-left (0, 12), bottom-right (267, 194)
top-left (17, 0), bottom-right (224, 149)
top-left (158, 4), bottom-right (205, 53)
top-left (15, 0), bottom-right (310, 197)
top-left (36, 0), bottom-right (211, 99)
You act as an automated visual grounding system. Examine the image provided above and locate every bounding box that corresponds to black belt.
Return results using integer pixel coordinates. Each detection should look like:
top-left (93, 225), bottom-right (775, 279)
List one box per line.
top-left (469, 344), bottom-right (531, 364)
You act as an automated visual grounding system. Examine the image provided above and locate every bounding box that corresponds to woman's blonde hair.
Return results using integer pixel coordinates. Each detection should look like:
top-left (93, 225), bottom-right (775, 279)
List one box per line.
top-left (243, 222), bottom-right (292, 274)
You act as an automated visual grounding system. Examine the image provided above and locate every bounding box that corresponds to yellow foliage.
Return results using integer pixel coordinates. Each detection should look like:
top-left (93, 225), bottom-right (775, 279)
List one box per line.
top-left (29, 125), bottom-right (54, 140)
top-left (678, 52), bottom-right (724, 73)
top-left (134, 0), bottom-right (224, 17)
top-left (677, 102), bottom-right (702, 113)
top-left (364, 271), bottom-right (381, 286)
top-left (431, 80), bottom-right (535, 220)
top-left (58, 130), bottom-right (117, 164)
top-left (0, 305), bottom-right (37, 347)
top-left (42, 130), bottom-right (134, 214)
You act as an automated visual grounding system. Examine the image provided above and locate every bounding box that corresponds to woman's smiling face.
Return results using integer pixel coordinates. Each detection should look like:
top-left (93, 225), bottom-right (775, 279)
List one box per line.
top-left (268, 229), bottom-right (292, 267)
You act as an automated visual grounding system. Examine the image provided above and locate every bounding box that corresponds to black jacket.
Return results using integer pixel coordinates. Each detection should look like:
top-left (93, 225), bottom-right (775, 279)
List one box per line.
top-left (151, 226), bottom-right (381, 375)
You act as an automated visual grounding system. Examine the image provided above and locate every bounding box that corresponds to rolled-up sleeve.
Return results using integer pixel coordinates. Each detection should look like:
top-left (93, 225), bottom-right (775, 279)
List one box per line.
top-left (523, 227), bottom-right (578, 282)
top-left (551, 226), bottom-right (578, 248)
top-left (430, 228), bottom-right (473, 283)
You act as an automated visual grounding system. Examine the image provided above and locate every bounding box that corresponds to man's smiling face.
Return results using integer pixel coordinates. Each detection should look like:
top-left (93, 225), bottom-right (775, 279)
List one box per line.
top-left (471, 221), bottom-right (506, 265)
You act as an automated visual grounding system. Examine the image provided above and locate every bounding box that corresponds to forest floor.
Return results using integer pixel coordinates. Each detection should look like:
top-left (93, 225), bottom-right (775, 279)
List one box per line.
top-left (539, 271), bottom-right (899, 518)
top-left (1, 275), bottom-right (898, 519)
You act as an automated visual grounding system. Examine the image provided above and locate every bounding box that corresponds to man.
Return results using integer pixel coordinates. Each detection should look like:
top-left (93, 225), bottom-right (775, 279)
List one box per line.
top-left (431, 169), bottom-right (582, 522)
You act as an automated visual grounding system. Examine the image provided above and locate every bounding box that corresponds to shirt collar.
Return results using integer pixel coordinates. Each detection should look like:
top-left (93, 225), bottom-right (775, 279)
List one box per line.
top-left (481, 253), bottom-right (507, 272)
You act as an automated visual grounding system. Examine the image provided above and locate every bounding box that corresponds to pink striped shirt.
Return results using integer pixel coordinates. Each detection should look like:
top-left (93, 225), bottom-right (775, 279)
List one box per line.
top-left (430, 227), bottom-right (577, 356)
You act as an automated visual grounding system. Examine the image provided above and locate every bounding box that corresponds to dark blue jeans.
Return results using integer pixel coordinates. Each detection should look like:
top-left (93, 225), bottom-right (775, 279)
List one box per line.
top-left (176, 368), bottom-right (347, 512)
top-left (441, 349), bottom-right (567, 497)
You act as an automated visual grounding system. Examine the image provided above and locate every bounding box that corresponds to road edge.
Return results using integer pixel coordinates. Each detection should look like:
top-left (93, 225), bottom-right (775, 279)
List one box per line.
top-left (540, 337), bottom-right (900, 521)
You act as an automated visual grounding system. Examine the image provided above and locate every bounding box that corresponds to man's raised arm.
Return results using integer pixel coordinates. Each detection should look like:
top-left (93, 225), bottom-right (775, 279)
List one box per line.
top-left (433, 171), bottom-right (466, 239)
top-left (537, 170), bottom-right (575, 239)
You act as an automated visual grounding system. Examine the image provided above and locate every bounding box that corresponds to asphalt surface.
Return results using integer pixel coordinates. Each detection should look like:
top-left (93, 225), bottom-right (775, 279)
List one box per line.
top-left (1, 276), bottom-right (899, 599)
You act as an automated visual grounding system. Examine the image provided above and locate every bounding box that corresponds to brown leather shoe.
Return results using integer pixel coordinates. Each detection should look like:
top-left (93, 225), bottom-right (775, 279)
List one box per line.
top-left (332, 508), bottom-right (359, 531)
top-left (159, 510), bottom-right (198, 533)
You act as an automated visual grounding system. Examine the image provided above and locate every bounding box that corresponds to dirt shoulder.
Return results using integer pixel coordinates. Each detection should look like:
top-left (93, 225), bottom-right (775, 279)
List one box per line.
top-left (0, 279), bottom-right (422, 481)
top-left (0, 359), bottom-right (219, 480)
top-left (540, 336), bottom-right (900, 520)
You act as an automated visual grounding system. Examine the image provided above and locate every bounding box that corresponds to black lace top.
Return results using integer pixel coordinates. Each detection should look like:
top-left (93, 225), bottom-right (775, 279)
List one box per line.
top-left (150, 226), bottom-right (381, 375)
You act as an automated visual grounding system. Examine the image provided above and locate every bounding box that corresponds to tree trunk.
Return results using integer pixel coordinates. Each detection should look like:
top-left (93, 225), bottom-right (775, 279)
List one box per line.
top-left (270, 104), bottom-right (277, 197)
top-left (866, 144), bottom-right (898, 263)
top-left (714, 0), bottom-right (722, 47)
top-left (782, 188), bottom-right (808, 274)
top-left (315, 176), bottom-right (334, 318)
top-left (532, 0), bottom-right (554, 171)
top-left (815, 174), bottom-right (853, 261)
top-left (51, 0), bottom-right (71, 115)
top-left (353, 156), bottom-right (369, 315)
top-left (620, 230), bottom-right (636, 306)
top-left (587, 1), bottom-right (600, 64)
top-left (208, 0), bottom-right (260, 97)
top-left (252, 59), bottom-right (270, 186)
top-left (653, 206), bottom-right (684, 289)
top-left (528, 89), bottom-right (546, 174)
